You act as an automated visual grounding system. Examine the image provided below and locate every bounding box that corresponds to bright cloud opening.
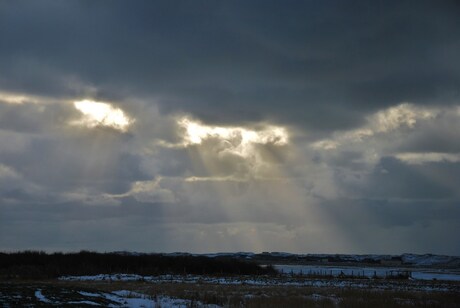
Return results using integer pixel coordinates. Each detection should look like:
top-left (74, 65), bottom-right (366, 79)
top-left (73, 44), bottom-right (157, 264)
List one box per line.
top-left (179, 117), bottom-right (288, 148)
top-left (154, 117), bottom-right (292, 182)
top-left (73, 100), bottom-right (132, 131)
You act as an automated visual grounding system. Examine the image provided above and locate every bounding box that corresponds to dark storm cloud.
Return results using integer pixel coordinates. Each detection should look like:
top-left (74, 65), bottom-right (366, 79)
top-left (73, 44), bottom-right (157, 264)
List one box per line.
top-left (1, 0), bottom-right (459, 131)
top-left (315, 198), bottom-right (460, 254)
top-left (318, 198), bottom-right (460, 253)
top-left (1, 1), bottom-right (460, 254)
top-left (343, 157), bottom-right (460, 200)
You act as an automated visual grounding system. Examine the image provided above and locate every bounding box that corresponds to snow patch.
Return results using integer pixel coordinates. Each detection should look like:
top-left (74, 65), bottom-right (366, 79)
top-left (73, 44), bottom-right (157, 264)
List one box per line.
top-left (35, 289), bottom-right (52, 304)
top-left (68, 300), bottom-right (101, 306)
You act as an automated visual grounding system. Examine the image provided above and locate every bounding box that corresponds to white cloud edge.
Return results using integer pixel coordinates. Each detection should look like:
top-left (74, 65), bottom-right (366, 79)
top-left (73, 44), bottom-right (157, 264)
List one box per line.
top-left (394, 152), bottom-right (460, 165)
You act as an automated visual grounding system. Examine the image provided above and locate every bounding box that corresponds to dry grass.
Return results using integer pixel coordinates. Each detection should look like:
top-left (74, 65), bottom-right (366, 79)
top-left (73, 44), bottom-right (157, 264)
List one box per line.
top-left (2, 278), bottom-right (460, 307)
top-left (54, 279), bottom-right (460, 307)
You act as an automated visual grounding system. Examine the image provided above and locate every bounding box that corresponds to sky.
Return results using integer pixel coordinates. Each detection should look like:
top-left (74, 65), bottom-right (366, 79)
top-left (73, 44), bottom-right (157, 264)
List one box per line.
top-left (0, 0), bottom-right (460, 255)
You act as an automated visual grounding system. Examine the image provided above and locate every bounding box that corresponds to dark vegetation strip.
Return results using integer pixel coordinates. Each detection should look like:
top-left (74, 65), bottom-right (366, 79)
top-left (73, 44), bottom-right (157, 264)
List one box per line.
top-left (0, 251), bottom-right (275, 279)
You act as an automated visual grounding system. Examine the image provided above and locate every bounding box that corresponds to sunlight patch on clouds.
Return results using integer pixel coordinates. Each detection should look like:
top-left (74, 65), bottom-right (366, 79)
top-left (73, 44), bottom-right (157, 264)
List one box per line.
top-left (177, 117), bottom-right (288, 155)
top-left (176, 117), bottom-right (291, 181)
top-left (394, 152), bottom-right (460, 165)
top-left (0, 91), bottom-right (46, 105)
top-left (153, 117), bottom-right (293, 184)
top-left (184, 175), bottom-right (246, 182)
top-left (118, 179), bottom-right (176, 204)
top-left (311, 140), bottom-right (339, 150)
top-left (73, 100), bottom-right (133, 131)
top-left (312, 103), bottom-right (438, 150)
top-left (373, 103), bottom-right (435, 133)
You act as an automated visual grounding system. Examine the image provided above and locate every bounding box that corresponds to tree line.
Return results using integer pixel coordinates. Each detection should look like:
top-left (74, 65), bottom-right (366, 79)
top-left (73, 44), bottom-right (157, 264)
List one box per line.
top-left (0, 251), bottom-right (275, 279)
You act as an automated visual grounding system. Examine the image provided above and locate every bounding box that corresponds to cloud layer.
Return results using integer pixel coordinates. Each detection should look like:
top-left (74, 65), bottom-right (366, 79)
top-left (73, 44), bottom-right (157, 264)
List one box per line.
top-left (0, 1), bottom-right (459, 254)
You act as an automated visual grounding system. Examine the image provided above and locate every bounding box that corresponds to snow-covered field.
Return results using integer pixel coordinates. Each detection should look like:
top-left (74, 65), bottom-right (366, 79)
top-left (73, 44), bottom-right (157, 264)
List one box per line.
top-left (34, 289), bottom-right (53, 304)
top-left (119, 251), bottom-right (460, 267)
top-left (33, 288), bottom-right (221, 307)
top-left (273, 264), bottom-right (460, 281)
top-left (3, 272), bottom-right (460, 307)
top-left (59, 273), bottom-right (460, 293)
top-left (411, 270), bottom-right (460, 281)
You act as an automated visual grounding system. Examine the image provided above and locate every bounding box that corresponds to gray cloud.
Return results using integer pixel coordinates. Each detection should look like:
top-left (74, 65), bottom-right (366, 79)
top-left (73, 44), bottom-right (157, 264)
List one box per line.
top-left (349, 157), bottom-right (459, 200)
top-left (1, 1), bottom-right (459, 130)
top-left (0, 1), bottom-right (459, 254)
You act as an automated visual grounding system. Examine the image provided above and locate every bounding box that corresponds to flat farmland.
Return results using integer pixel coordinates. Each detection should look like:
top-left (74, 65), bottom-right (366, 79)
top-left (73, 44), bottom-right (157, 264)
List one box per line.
top-left (2, 274), bottom-right (460, 307)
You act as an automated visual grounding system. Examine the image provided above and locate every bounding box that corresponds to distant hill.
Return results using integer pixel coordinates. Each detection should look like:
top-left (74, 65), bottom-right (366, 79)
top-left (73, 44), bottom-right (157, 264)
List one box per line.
top-left (140, 251), bottom-right (460, 268)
